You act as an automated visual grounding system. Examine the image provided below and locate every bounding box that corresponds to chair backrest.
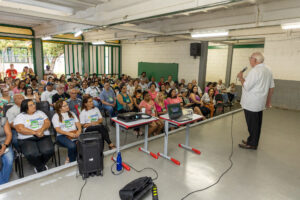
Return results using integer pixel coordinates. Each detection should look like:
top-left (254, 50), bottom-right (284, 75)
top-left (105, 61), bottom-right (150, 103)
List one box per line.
top-left (215, 94), bottom-right (223, 102)
top-left (3, 104), bottom-right (14, 118)
top-left (36, 101), bottom-right (53, 120)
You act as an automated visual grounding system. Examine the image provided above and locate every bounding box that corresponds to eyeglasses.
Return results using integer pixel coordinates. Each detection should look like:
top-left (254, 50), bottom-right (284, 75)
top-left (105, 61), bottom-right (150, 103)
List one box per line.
top-left (28, 103), bottom-right (36, 107)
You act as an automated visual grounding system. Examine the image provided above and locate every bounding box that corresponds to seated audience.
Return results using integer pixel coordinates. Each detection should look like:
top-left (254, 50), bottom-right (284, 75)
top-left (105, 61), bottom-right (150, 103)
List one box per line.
top-left (132, 86), bottom-right (143, 112)
top-left (147, 76), bottom-right (159, 90)
top-left (127, 79), bottom-right (135, 97)
top-left (180, 88), bottom-right (204, 117)
top-left (158, 77), bottom-right (164, 87)
top-left (14, 99), bottom-right (54, 173)
top-left (0, 116), bottom-right (14, 185)
top-left (116, 84), bottom-right (134, 113)
top-left (202, 88), bottom-right (216, 118)
top-left (155, 92), bottom-right (168, 116)
top-left (67, 89), bottom-right (82, 117)
top-left (24, 86), bottom-right (40, 103)
top-left (100, 82), bottom-right (116, 117)
top-left (6, 94), bottom-right (24, 151)
top-left (139, 79), bottom-right (148, 92)
top-left (159, 84), bottom-right (168, 99)
top-left (148, 83), bottom-right (158, 101)
top-left (52, 84), bottom-right (70, 104)
top-left (13, 80), bottom-right (26, 95)
top-left (0, 88), bottom-right (12, 117)
top-left (217, 79), bottom-right (229, 103)
top-left (139, 72), bottom-right (149, 82)
top-left (165, 82), bottom-right (171, 93)
top-left (192, 79), bottom-right (203, 95)
top-left (189, 85), bottom-right (210, 117)
top-left (30, 78), bottom-right (39, 92)
top-left (166, 75), bottom-right (174, 87)
top-left (80, 80), bottom-right (89, 95)
top-left (205, 82), bottom-right (213, 93)
top-left (80, 96), bottom-right (115, 149)
top-left (227, 83), bottom-right (237, 103)
top-left (53, 100), bottom-right (82, 163)
top-left (41, 82), bottom-right (57, 108)
top-left (166, 89), bottom-right (182, 105)
top-left (139, 92), bottom-right (164, 136)
top-left (85, 81), bottom-right (101, 109)
top-left (180, 79), bottom-right (186, 87)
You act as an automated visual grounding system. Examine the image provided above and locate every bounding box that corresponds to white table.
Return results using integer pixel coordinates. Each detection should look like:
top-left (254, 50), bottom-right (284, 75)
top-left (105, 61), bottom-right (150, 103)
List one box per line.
top-left (111, 116), bottom-right (159, 170)
top-left (158, 114), bottom-right (204, 165)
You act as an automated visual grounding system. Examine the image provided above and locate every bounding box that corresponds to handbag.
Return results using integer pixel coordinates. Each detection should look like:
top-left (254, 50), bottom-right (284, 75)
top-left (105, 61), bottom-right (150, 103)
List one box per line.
top-left (119, 176), bottom-right (158, 200)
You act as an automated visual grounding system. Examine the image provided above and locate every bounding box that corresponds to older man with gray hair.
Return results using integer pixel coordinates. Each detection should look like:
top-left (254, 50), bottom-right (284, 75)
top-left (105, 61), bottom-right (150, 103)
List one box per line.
top-left (237, 52), bottom-right (274, 150)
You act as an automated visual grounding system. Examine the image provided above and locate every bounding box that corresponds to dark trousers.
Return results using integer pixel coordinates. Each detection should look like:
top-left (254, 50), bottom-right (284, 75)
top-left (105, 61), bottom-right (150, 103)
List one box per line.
top-left (85, 125), bottom-right (112, 145)
top-left (244, 109), bottom-right (263, 147)
top-left (18, 136), bottom-right (54, 171)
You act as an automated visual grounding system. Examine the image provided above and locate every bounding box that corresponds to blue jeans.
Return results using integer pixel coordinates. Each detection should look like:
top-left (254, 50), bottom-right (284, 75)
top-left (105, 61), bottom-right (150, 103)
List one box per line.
top-left (11, 129), bottom-right (20, 152)
top-left (102, 104), bottom-right (116, 117)
top-left (56, 135), bottom-right (77, 162)
top-left (221, 93), bottom-right (229, 103)
top-left (0, 146), bottom-right (14, 184)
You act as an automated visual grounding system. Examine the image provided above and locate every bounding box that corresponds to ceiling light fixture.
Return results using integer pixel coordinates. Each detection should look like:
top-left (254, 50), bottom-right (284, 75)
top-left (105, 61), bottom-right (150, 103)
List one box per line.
top-left (42, 36), bottom-right (52, 40)
top-left (74, 30), bottom-right (83, 37)
top-left (281, 22), bottom-right (300, 30)
top-left (191, 30), bottom-right (229, 38)
top-left (92, 41), bottom-right (105, 45)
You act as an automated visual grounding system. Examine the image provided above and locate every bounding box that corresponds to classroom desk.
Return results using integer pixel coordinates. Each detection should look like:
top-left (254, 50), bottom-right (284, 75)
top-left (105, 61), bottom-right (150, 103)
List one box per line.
top-left (158, 114), bottom-right (204, 165)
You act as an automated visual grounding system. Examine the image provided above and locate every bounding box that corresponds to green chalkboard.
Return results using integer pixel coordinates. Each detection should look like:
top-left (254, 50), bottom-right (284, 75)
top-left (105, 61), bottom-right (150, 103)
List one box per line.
top-left (138, 62), bottom-right (178, 82)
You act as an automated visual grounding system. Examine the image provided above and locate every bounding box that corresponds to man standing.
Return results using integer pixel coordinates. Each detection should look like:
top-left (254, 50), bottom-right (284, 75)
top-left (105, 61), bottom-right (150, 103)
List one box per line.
top-left (237, 52), bottom-right (275, 150)
top-left (6, 64), bottom-right (18, 79)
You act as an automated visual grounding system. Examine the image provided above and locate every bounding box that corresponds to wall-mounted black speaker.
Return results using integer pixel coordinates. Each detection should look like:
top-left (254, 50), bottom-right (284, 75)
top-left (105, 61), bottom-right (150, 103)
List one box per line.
top-left (190, 43), bottom-right (201, 58)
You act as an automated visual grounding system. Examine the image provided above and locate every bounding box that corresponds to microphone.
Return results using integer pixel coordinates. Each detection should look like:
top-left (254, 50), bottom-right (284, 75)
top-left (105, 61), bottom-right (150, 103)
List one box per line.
top-left (240, 67), bottom-right (248, 73)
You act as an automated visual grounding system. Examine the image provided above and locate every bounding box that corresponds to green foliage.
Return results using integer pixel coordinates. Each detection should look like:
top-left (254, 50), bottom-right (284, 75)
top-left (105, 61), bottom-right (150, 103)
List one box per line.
top-left (43, 42), bottom-right (64, 68)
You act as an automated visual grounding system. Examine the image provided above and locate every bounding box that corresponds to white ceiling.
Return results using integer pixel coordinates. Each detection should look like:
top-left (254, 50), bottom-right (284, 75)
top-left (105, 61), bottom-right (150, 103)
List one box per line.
top-left (0, 0), bottom-right (300, 42)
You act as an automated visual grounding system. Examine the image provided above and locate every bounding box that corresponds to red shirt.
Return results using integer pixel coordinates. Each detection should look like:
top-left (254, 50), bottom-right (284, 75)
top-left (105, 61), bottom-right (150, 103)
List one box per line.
top-left (6, 69), bottom-right (17, 79)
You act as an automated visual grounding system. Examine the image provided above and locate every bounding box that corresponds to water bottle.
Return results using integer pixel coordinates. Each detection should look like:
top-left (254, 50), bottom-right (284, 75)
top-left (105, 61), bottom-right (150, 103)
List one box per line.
top-left (116, 152), bottom-right (123, 171)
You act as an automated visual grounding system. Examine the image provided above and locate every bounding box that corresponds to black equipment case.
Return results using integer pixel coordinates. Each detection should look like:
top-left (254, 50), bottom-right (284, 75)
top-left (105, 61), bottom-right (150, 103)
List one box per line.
top-left (77, 133), bottom-right (104, 179)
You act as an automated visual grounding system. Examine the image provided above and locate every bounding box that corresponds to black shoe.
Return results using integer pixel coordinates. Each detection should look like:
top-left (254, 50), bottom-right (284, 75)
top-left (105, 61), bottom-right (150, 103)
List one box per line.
top-left (239, 143), bottom-right (257, 150)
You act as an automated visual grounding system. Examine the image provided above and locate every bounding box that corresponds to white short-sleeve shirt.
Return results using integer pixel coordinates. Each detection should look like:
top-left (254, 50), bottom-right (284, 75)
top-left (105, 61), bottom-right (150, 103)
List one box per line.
top-left (79, 107), bottom-right (102, 125)
top-left (52, 112), bottom-right (78, 136)
top-left (14, 110), bottom-right (50, 140)
top-left (240, 63), bottom-right (275, 112)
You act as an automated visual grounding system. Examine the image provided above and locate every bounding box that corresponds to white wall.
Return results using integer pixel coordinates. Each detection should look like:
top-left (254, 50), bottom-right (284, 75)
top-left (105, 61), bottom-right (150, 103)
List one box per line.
top-left (206, 47), bottom-right (228, 82)
top-left (231, 47), bottom-right (264, 84)
top-left (122, 41), bottom-right (200, 82)
top-left (264, 37), bottom-right (300, 81)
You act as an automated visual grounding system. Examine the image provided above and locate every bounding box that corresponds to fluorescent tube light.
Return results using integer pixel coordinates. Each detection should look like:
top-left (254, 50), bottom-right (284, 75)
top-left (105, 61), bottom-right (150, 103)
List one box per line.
top-left (281, 22), bottom-right (300, 30)
top-left (191, 31), bottom-right (229, 38)
top-left (74, 30), bottom-right (83, 37)
top-left (42, 36), bottom-right (52, 40)
top-left (92, 41), bottom-right (105, 45)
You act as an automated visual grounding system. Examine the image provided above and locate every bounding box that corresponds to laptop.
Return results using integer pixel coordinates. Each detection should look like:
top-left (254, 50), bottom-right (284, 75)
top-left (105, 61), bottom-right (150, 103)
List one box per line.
top-left (167, 103), bottom-right (193, 122)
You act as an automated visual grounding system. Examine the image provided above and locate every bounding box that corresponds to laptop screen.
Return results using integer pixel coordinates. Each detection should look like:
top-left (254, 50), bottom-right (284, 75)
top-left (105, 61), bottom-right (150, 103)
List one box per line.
top-left (167, 103), bottom-right (182, 119)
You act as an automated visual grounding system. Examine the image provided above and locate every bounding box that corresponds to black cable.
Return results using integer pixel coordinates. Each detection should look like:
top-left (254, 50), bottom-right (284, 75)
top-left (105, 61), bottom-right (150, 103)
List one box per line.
top-left (181, 112), bottom-right (235, 200)
top-left (78, 179), bottom-right (87, 200)
top-left (110, 152), bottom-right (159, 180)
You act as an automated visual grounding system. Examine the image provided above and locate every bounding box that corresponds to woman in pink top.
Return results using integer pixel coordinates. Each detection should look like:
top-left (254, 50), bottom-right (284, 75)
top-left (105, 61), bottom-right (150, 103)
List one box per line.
top-left (139, 92), bottom-right (164, 136)
top-left (13, 80), bottom-right (26, 94)
top-left (148, 83), bottom-right (158, 101)
top-left (155, 92), bottom-right (168, 116)
top-left (166, 89), bottom-right (183, 106)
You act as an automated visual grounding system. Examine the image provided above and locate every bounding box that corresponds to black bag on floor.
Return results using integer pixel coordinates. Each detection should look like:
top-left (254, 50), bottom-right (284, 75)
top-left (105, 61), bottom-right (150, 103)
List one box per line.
top-left (119, 176), bottom-right (157, 200)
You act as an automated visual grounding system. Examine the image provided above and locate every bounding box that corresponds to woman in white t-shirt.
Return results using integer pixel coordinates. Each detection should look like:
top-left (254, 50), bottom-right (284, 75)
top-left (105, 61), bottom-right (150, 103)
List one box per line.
top-left (80, 96), bottom-right (115, 149)
top-left (53, 99), bottom-right (82, 163)
top-left (14, 99), bottom-right (54, 173)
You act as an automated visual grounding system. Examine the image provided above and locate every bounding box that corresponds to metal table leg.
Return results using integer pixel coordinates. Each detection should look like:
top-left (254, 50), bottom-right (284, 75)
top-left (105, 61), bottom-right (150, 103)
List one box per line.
top-left (139, 124), bottom-right (158, 159)
top-left (178, 123), bottom-right (201, 155)
top-left (157, 121), bottom-right (180, 165)
top-left (111, 123), bottom-right (130, 171)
